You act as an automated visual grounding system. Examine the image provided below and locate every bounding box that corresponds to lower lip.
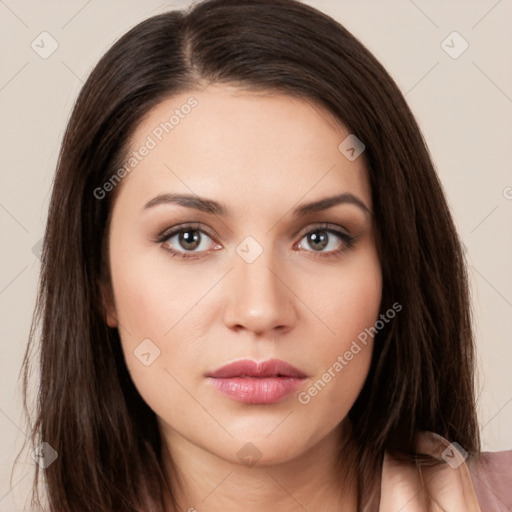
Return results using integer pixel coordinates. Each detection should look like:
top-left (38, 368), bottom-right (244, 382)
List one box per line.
top-left (208, 377), bottom-right (304, 404)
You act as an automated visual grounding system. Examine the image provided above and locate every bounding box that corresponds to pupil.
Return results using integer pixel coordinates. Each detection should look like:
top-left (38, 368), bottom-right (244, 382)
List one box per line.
top-left (309, 231), bottom-right (328, 250)
top-left (180, 230), bottom-right (200, 250)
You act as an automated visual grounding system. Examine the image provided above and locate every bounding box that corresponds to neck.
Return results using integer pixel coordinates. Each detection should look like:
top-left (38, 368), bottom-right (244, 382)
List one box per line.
top-left (160, 420), bottom-right (359, 512)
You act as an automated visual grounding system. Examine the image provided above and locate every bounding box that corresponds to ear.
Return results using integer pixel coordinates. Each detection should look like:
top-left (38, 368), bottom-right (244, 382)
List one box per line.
top-left (99, 280), bottom-right (118, 328)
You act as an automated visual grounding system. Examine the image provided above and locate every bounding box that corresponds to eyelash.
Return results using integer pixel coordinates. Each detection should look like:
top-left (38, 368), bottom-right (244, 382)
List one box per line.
top-left (155, 222), bottom-right (357, 261)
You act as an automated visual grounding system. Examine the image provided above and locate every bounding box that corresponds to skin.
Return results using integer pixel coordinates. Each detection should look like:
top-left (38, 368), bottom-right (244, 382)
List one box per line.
top-left (103, 84), bottom-right (382, 511)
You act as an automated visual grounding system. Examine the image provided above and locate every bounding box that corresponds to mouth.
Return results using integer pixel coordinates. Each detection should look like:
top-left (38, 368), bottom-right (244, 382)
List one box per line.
top-left (206, 358), bottom-right (308, 404)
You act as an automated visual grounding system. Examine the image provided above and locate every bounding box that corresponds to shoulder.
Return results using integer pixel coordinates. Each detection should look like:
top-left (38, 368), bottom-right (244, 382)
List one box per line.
top-left (468, 449), bottom-right (512, 512)
top-left (380, 431), bottom-right (482, 511)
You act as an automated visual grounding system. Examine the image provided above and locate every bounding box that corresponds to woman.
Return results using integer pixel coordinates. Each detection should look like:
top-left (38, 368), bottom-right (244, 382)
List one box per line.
top-left (20, 0), bottom-right (511, 510)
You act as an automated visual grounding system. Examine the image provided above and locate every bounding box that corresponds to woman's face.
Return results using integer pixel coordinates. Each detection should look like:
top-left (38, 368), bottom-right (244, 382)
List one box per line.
top-left (104, 84), bottom-right (382, 465)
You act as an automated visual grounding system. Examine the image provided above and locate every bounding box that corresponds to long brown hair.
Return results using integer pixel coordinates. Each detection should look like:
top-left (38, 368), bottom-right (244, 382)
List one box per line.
top-left (20, 0), bottom-right (480, 510)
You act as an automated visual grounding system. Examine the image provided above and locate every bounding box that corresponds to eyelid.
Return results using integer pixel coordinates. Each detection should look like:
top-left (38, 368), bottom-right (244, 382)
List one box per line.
top-left (156, 222), bottom-right (218, 243)
top-left (295, 221), bottom-right (351, 239)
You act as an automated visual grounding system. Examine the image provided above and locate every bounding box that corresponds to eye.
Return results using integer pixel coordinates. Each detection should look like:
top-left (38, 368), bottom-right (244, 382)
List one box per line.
top-left (157, 223), bottom-right (220, 259)
top-left (296, 223), bottom-right (355, 257)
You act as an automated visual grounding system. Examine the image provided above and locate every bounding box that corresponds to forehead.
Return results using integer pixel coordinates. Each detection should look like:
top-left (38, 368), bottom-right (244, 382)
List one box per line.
top-left (116, 84), bottom-right (371, 212)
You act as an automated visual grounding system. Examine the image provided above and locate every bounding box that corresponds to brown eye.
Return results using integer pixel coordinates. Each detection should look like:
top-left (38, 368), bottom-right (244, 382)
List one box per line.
top-left (164, 229), bottom-right (213, 253)
top-left (297, 226), bottom-right (354, 255)
top-left (176, 230), bottom-right (202, 251)
top-left (306, 231), bottom-right (329, 251)
top-left (157, 224), bottom-right (219, 259)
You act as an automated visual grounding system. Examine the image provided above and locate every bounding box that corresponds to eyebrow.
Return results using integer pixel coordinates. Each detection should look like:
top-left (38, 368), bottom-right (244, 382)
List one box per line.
top-left (143, 192), bottom-right (372, 217)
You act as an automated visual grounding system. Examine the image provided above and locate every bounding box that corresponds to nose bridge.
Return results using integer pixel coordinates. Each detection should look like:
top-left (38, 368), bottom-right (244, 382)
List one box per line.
top-left (224, 237), bottom-right (295, 333)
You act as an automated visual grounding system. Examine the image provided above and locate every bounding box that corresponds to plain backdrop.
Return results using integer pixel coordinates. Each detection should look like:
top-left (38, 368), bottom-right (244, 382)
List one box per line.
top-left (1, 0), bottom-right (511, 509)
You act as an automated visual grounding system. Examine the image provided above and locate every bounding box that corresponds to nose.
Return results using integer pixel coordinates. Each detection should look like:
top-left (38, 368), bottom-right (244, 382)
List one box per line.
top-left (223, 247), bottom-right (297, 336)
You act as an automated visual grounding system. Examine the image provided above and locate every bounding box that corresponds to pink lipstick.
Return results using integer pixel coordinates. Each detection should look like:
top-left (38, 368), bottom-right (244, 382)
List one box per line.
top-left (206, 358), bottom-right (307, 404)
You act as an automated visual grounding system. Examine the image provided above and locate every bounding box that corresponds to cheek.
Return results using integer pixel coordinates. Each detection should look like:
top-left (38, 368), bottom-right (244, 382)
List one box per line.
top-left (294, 252), bottom-right (381, 423)
top-left (107, 243), bottom-right (194, 400)
top-left (110, 269), bottom-right (199, 428)
top-left (305, 246), bottom-right (382, 353)
top-left (109, 242), bottom-right (194, 340)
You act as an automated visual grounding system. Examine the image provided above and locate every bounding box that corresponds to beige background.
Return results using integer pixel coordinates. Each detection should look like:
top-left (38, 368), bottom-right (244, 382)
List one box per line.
top-left (1, 0), bottom-right (511, 509)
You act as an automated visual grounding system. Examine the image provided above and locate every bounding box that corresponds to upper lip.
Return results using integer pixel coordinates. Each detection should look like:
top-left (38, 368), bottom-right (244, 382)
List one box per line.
top-left (207, 358), bottom-right (308, 379)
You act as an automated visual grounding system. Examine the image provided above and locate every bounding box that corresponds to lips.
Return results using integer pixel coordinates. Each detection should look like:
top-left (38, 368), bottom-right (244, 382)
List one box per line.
top-left (206, 358), bottom-right (308, 379)
top-left (206, 359), bottom-right (308, 404)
